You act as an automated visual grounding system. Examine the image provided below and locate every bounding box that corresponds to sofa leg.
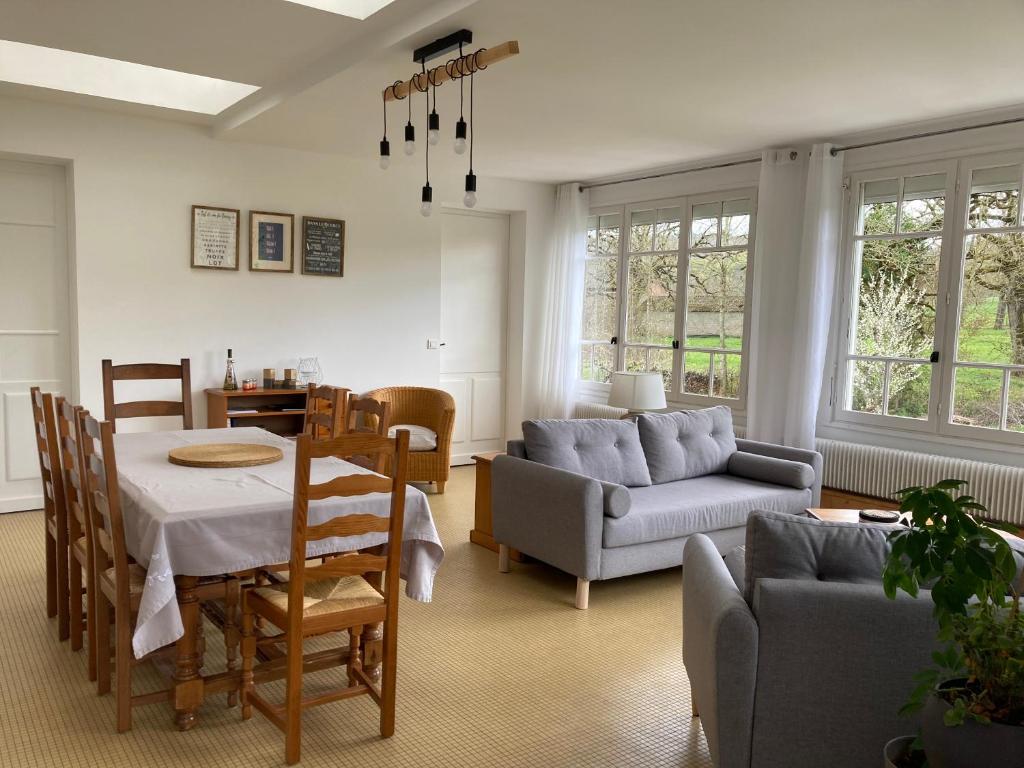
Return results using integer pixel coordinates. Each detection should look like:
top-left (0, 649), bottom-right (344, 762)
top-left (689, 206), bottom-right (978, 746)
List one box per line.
top-left (575, 578), bottom-right (589, 610)
top-left (691, 696), bottom-right (699, 718)
top-left (498, 545), bottom-right (510, 573)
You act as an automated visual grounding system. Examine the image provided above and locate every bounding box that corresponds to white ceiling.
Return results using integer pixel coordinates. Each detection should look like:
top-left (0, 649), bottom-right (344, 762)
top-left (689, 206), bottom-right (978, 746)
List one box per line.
top-left (5, 0), bottom-right (1024, 183)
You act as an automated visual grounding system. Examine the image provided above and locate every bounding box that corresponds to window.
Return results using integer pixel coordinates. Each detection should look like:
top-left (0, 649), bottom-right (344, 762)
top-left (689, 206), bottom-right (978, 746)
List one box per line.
top-left (837, 154), bottom-right (1024, 444)
top-left (579, 190), bottom-right (756, 407)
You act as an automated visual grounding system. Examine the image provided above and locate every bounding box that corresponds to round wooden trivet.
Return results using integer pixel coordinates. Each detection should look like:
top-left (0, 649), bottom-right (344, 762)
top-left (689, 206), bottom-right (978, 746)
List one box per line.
top-left (168, 443), bottom-right (283, 468)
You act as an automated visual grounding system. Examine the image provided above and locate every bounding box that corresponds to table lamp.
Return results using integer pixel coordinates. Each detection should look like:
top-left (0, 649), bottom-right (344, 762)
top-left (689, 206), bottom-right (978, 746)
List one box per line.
top-left (607, 371), bottom-right (667, 416)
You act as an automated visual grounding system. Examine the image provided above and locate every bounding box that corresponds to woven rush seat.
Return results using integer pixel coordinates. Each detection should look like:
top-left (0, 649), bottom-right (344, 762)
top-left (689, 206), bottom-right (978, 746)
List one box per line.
top-left (252, 576), bottom-right (384, 618)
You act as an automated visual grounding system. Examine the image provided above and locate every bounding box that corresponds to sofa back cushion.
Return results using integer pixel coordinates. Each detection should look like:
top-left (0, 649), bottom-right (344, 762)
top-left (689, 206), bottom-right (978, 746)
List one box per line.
top-left (636, 406), bottom-right (737, 484)
top-left (521, 419), bottom-right (652, 487)
top-left (743, 509), bottom-right (893, 604)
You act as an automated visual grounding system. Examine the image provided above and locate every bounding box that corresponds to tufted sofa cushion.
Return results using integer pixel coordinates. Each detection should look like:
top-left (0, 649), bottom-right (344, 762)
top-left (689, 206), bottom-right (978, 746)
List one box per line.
top-left (521, 419), bottom-right (652, 487)
top-left (636, 406), bottom-right (737, 484)
top-left (743, 509), bottom-right (893, 604)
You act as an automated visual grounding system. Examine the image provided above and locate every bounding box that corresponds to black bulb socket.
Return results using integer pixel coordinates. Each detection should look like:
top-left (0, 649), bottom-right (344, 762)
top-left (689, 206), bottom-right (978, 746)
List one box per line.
top-left (429, 110), bottom-right (440, 132)
top-left (379, 139), bottom-right (390, 157)
top-left (421, 184), bottom-right (433, 203)
top-left (464, 171), bottom-right (477, 193)
top-left (405, 122), bottom-right (415, 142)
top-left (455, 118), bottom-right (467, 140)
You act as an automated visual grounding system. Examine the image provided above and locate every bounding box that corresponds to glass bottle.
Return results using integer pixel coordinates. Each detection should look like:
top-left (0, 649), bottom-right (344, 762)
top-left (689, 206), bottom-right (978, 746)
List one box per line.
top-left (223, 348), bottom-right (238, 391)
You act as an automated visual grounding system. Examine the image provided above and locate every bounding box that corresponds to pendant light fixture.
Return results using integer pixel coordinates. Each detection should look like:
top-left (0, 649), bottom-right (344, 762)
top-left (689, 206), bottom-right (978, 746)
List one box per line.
top-left (403, 79), bottom-right (415, 156)
top-left (463, 62), bottom-right (478, 208)
top-left (377, 32), bottom-right (520, 214)
top-left (379, 90), bottom-right (390, 169)
top-left (453, 42), bottom-right (468, 155)
top-left (420, 64), bottom-right (433, 217)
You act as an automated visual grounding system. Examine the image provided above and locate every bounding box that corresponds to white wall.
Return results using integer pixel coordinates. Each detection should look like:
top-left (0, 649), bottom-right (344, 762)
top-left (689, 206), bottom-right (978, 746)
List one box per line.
top-left (0, 95), bottom-right (554, 432)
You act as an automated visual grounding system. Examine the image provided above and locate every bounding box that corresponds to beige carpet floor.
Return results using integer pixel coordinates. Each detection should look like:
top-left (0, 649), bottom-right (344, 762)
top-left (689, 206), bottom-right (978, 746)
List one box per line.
top-left (0, 465), bottom-right (710, 768)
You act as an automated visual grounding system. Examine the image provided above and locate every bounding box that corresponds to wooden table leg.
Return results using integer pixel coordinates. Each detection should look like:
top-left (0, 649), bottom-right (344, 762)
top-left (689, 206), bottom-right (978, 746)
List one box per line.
top-left (173, 575), bottom-right (205, 730)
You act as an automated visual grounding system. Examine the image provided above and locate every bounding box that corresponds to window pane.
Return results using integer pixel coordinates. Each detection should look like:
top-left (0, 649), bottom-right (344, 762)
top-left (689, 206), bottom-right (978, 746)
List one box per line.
top-left (899, 173), bottom-right (945, 233)
top-left (849, 359), bottom-right (884, 414)
top-left (626, 254), bottom-right (677, 345)
top-left (711, 353), bottom-right (742, 399)
top-left (958, 233), bottom-right (1024, 366)
top-left (683, 351), bottom-right (711, 395)
top-left (625, 346), bottom-right (672, 390)
top-left (630, 209), bottom-right (655, 252)
top-left (887, 362), bottom-right (931, 419)
top-left (968, 166), bottom-right (1020, 229)
top-left (1009, 371), bottom-right (1024, 432)
top-left (952, 366), bottom-right (1003, 429)
top-left (582, 257), bottom-right (617, 341)
top-left (597, 213), bottom-right (621, 255)
top-left (722, 199), bottom-right (750, 246)
top-left (579, 343), bottom-right (614, 383)
top-left (853, 238), bottom-right (939, 359)
top-left (690, 202), bottom-right (720, 248)
top-left (654, 207), bottom-right (680, 251)
top-left (686, 251), bottom-right (747, 350)
top-left (861, 179), bottom-right (898, 235)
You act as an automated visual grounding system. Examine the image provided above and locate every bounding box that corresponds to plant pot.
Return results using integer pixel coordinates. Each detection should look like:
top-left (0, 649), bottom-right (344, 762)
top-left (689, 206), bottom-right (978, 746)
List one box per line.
top-left (921, 691), bottom-right (1024, 768)
top-left (883, 735), bottom-right (916, 767)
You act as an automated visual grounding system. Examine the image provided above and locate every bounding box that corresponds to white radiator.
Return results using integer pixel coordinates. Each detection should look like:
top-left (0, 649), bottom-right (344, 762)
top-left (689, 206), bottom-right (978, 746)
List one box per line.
top-left (572, 402), bottom-right (627, 419)
top-left (816, 438), bottom-right (1024, 526)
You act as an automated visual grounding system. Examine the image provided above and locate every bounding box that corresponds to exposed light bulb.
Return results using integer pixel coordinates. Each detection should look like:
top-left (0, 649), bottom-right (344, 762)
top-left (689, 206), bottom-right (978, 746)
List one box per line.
top-left (428, 130), bottom-right (440, 146)
top-left (404, 122), bottom-right (415, 155)
top-left (420, 201), bottom-right (433, 217)
top-left (379, 139), bottom-right (390, 170)
top-left (428, 110), bottom-right (440, 146)
top-left (421, 183), bottom-right (433, 217)
top-left (454, 117), bottom-right (467, 155)
top-left (463, 170), bottom-right (477, 209)
top-left (379, 155), bottom-right (391, 170)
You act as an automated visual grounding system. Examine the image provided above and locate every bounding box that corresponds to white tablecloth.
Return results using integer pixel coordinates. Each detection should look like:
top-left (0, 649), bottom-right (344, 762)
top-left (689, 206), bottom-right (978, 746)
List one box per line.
top-left (112, 428), bottom-right (444, 658)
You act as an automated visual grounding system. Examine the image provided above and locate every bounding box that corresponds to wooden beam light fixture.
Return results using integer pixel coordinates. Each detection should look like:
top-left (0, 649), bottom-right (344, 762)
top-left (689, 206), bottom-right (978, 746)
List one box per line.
top-left (378, 31), bottom-right (519, 213)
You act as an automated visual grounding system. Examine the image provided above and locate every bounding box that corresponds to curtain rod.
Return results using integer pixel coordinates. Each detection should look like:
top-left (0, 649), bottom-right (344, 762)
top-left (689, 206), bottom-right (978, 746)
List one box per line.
top-left (830, 115), bottom-right (1024, 155)
top-left (578, 156), bottom-right (763, 192)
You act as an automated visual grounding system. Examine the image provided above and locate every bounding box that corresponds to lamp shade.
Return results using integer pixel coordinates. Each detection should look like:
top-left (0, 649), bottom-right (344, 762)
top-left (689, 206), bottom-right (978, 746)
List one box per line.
top-left (607, 372), bottom-right (667, 412)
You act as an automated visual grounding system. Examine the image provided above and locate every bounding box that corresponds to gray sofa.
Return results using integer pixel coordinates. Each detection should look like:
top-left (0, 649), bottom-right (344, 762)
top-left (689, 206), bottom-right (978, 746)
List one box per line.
top-left (683, 510), bottom-right (941, 768)
top-left (491, 407), bottom-right (822, 608)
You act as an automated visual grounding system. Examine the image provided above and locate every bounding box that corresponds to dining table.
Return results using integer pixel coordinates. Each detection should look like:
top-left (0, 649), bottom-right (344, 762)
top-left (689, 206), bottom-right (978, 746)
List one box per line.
top-left (111, 426), bottom-right (444, 729)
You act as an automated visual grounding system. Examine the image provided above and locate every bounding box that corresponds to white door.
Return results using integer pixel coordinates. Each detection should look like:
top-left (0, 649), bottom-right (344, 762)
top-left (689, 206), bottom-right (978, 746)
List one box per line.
top-left (0, 159), bottom-right (71, 513)
top-left (440, 210), bottom-right (509, 465)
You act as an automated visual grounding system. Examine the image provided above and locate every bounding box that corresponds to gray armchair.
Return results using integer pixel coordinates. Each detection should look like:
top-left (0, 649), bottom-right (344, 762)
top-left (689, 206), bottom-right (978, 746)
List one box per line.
top-left (682, 511), bottom-right (941, 768)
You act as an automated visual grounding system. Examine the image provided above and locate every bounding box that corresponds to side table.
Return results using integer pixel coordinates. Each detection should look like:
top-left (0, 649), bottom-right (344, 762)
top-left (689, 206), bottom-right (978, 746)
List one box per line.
top-left (469, 452), bottom-right (523, 562)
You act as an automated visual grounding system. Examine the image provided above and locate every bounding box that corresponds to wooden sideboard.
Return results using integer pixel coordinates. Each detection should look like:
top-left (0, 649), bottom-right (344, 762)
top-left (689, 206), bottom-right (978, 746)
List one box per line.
top-left (469, 452), bottom-right (523, 562)
top-left (205, 388), bottom-right (308, 437)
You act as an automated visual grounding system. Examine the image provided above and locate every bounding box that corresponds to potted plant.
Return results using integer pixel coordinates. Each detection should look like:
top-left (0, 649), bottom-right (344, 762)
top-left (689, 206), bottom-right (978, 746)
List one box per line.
top-left (882, 480), bottom-right (1023, 768)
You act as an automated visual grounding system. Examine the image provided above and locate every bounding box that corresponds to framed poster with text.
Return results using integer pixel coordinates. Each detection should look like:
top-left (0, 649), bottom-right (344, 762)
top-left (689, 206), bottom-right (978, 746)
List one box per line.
top-left (191, 205), bottom-right (239, 270)
top-left (301, 216), bottom-right (345, 277)
top-left (249, 210), bottom-right (294, 273)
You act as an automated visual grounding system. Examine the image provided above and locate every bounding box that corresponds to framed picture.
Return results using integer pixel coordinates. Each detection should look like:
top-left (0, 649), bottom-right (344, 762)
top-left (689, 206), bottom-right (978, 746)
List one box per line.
top-left (249, 210), bottom-right (294, 273)
top-left (191, 205), bottom-right (239, 270)
top-left (301, 216), bottom-right (345, 277)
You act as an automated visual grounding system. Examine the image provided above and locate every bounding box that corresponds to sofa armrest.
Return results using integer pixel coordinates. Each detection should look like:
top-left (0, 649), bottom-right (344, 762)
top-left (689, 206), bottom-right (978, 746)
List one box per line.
top-left (735, 438), bottom-right (823, 505)
top-left (491, 455), bottom-right (604, 581)
top-left (682, 535), bottom-right (757, 768)
top-left (750, 578), bottom-right (939, 768)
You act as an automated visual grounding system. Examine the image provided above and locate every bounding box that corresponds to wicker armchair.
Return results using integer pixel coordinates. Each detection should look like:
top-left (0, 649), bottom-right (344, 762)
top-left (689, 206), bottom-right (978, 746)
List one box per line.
top-left (362, 387), bottom-right (455, 493)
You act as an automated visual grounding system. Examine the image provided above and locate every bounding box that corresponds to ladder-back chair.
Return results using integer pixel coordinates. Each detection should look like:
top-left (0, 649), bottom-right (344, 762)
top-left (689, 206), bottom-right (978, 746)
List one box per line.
top-left (344, 394), bottom-right (391, 474)
top-left (303, 385), bottom-right (349, 441)
top-left (101, 358), bottom-right (193, 431)
top-left (31, 387), bottom-right (69, 640)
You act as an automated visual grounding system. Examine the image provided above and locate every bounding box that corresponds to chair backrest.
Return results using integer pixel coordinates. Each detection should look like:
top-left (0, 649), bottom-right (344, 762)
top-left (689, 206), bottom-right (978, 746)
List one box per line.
top-left (345, 394), bottom-right (392, 473)
top-left (362, 386), bottom-right (454, 433)
top-left (303, 384), bottom-right (349, 441)
top-left (286, 431), bottom-right (410, 622)
top-left (102, 358), bottom-right (193, 432)
top-left (56, 397), bottom-right (89, 548)
top-left (79, 413), bottom-right (131, 607)
top-left (31, 388), bottom-right (66, 534)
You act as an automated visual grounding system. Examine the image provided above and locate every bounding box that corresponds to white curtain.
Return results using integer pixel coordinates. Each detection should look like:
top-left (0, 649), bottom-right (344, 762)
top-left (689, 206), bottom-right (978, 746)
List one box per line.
top-left (536, 183), bottom-right (589, 419)
top-left (746, 144), bottom-right (843, 449)
top-left (782, 143), bottom-right (843, 448)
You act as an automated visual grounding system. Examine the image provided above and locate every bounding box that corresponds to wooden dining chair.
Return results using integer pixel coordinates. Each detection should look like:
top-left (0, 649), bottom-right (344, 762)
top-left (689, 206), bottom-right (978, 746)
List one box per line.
top-left (303, 385), bottom-right (349, 441)
top-left (345, 394), bottom-right (391, 473)
top-left (79, 412), bottom-right (241, 730)
top-left (31, 387), bottom-right (70, 641)
top-left (101, 358), bottom-right (193, 432)
top-left (57, 397), bottom-right (97, 679)
top-left (240, 430), bottom-right (411, 765)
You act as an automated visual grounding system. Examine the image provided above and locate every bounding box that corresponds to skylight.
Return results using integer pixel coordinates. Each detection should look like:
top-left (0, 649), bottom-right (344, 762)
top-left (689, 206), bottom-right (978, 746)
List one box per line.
top-left (0, 40), bottom-right (259, 115)
top-left (281, 0), bottom-right (398, 20)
